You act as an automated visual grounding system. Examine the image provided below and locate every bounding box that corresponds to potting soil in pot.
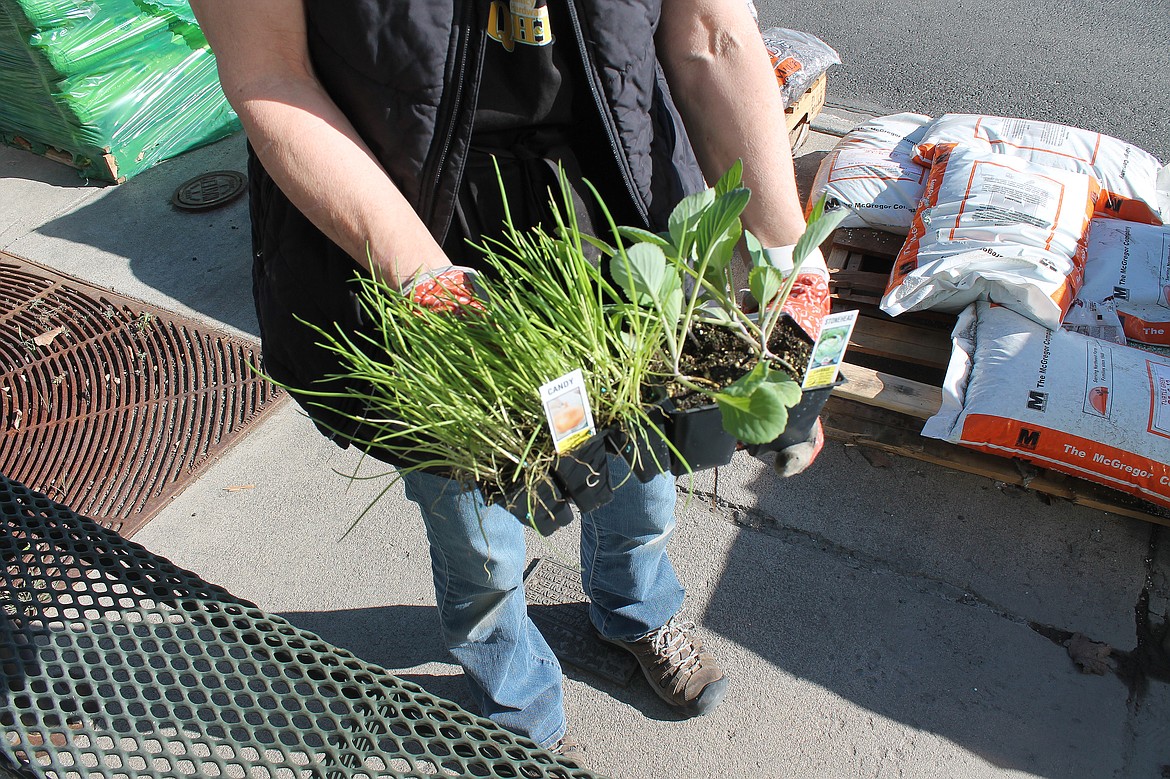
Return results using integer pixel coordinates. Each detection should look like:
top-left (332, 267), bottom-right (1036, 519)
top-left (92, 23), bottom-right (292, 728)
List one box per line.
top-left (666, 318), bottom-right (815, 473)
top-left (670, 319), bottom-right (812, 410)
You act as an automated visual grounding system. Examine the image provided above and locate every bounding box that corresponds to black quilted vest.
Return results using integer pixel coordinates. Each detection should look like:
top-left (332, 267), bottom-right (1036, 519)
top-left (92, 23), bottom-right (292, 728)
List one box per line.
top-left (249, 0), bottom-right (704, 452)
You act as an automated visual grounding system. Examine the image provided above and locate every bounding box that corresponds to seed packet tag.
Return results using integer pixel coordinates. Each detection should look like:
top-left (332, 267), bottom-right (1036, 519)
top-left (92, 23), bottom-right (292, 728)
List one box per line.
top-left (802, 309), bottom-right (859, 389)
top-left (540, 369), bottom-right (596, 454)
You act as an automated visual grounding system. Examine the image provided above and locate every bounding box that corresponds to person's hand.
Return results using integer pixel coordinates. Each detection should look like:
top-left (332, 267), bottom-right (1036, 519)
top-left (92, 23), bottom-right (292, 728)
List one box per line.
top-left (763, 245), bottom-right (832, 477)
top-left (404, 265), bottom-right (486, 314)
top-left (772, 418), bottom-right (825, 477)
top-left (761, 245), bottom-right (831, 340)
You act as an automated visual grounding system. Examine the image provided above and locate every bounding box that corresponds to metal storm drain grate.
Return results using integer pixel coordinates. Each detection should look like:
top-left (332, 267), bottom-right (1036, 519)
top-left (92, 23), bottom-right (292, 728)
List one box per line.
top-left (523, 559), bottom-right (638, 687)
top-left (0, 253), bottom-right (285, 537)
top-left (0, 473), bottom-right (600, 779)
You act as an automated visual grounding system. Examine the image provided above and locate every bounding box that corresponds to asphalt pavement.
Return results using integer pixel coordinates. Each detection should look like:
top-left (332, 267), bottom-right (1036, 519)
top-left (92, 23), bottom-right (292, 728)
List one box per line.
top-left (760, 0), bottom-right (1170, 163)
top-left (2, 115), bottom-right (1169, 778)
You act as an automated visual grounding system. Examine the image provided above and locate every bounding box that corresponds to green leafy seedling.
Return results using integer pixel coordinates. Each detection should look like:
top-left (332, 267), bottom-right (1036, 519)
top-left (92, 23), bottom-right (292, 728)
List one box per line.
top-left (596, 165), bottom-right (847, 447)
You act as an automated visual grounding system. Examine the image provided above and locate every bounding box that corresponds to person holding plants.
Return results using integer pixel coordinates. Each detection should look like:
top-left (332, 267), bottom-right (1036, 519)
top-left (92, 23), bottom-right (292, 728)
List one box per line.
top-left (189, 0), bottom-right (831, 762)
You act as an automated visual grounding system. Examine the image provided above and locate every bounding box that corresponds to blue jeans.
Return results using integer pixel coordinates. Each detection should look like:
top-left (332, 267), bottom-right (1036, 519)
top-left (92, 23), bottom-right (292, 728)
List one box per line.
top-left (400, 455), bottom-right (683, 748)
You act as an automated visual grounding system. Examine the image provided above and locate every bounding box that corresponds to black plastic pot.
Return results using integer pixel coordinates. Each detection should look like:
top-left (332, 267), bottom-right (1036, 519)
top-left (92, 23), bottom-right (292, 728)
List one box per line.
top-left (552, 430), bottom-right (614, 513)
top-left (607, 399), bottom-right (672, 483)
top-left (745, 372), bottom-right (846, 455)
top-left (486, 477), bottom-right (575, 536)
top-left (667, 402), bottom-right (738, 475)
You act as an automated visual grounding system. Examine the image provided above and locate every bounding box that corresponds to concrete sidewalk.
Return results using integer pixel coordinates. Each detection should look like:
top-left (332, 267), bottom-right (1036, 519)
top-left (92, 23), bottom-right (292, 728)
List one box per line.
top-left (2, 123), bottom-right (1167, 779)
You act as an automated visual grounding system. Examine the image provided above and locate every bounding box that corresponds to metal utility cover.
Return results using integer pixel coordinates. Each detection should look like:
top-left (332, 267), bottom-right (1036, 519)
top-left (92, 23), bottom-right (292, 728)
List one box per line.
top-left (524, 557), bottom-right (639, 686)
top-left (171, 170), bottom-right (247, 211)
top-left (0, 252), bottom-right (285, 538)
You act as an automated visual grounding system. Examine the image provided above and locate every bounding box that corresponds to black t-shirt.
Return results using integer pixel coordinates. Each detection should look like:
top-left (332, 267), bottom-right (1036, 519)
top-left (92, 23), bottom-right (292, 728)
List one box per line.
top-left (445, 0), bottom-right (582, 266)
top-left (446, 0), bottom-right (639, 269)
top-left (475, 0), bottom-right (576, 134)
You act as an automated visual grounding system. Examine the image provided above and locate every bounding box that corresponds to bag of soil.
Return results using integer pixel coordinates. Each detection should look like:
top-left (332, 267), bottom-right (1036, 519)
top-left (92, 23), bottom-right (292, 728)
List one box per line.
top-left (807, 112), bottom-right (932, 234)
top-left (882, 142), bottom-right (1099, 328)
top-left (914, 114), bottom-right (1166, 225)
top-left (759, 27), bottom-right (839, 108)
top-left (924, 301), bottom-right (1170, 511)
top-left (1064, 218), bottom-right (1170, 346)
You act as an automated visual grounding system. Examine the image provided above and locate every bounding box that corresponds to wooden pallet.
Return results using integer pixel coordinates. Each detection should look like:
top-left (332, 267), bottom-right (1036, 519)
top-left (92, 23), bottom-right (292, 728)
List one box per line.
top-left (785, 73), bottom-right (827, 151)
top-left (821, 227), bottom-right (1170, 527)
top-left (2, 133), bottom-right (123, 183)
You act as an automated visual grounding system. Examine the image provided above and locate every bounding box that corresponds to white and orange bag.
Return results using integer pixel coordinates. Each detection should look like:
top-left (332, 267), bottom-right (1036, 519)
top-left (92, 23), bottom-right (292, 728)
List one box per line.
top-left (882, 142), bottom-right (1099, 328)
top-left (806, 113), bottom-right (932, 234)
top-left (914, 114), bottom-right (1167, 225)
top-left (924, 301), bottom-right (1170, 511)
top-left (759, 27), bottom-right (839, 109)
top-left (1064, 218), bottom-right (1170, 346)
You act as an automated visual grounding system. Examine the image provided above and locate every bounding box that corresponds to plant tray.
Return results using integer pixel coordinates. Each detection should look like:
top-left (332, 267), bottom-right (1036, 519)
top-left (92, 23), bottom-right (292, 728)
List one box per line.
top-left (821, 227), bottom-right (1170, 528)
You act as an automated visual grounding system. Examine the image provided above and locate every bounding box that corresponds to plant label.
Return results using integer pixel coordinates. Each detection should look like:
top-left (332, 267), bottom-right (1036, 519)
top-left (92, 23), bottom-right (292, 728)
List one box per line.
top-left (539, 369), bottom-right (596, 454)
top-left (803, 309), bottom-right (859, 389)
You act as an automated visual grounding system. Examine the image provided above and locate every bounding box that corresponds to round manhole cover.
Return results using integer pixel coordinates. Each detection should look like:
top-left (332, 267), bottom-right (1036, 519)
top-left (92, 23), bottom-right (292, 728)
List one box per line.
top-left (172, 170), bottom-right (247, 211)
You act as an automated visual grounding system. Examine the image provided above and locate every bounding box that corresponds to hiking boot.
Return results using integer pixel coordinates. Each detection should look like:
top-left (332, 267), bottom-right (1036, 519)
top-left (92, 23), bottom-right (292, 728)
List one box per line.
top-left (549, 734), bottom-right (587, 770)
top-left (600, 614), bottom-right (729, 716)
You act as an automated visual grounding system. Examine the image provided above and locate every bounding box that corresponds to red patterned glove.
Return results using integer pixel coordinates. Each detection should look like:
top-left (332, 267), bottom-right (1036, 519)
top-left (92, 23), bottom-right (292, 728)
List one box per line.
top-left (763, 245), bottom-right (831, 340)
top-left (405, 265), bottom-right (486, 314)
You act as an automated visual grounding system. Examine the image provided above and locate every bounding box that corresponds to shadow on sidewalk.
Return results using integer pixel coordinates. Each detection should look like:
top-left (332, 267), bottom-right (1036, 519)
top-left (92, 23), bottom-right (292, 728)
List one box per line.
top-left (699, 444), bottom-right (1153, 778)
top-left (277, 604), bottom-right (446, 672)
top-left (27, 134), bottom-right (259, 337)
top-left (276, 605), bottom-right (479, 711)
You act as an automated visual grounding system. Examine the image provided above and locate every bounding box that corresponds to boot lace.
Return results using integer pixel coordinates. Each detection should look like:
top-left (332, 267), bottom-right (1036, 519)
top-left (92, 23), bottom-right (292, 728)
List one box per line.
top-left (645, 616), bottom-right (703, 678)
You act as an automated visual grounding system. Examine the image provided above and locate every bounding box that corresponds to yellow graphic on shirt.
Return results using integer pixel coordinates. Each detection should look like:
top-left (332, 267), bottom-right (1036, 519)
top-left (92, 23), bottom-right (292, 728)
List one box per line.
top-left (487, 0), bottom-right (554, 52)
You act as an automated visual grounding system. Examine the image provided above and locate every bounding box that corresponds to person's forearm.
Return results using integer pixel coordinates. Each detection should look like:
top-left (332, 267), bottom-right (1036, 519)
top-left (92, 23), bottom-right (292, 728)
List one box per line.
top-left (190, 0), bottom-right (447, 287)
top-left (657, 1), bottom-right (807, 247)
top-left (234, 79), bottom-right (449, 285)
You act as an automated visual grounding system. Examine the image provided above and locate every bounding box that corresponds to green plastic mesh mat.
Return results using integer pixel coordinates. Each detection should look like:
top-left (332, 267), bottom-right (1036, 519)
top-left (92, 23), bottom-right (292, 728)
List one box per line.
top-left (0, 0), bottom-right (239, 182)
top-left (0, 473), bottom-right (604, 779)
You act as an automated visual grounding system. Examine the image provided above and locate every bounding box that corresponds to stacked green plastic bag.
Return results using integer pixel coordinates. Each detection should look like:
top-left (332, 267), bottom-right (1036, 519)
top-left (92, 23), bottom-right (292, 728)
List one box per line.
top-left (0, 0), bottom-right (239, 182)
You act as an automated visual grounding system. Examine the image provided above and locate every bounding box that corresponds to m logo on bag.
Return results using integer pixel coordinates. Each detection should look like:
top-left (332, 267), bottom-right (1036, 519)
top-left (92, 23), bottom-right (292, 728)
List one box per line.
top-left (1026, 391), bottom-right (1048, 412)
top-left (1113, 285), bottom-right (1130, 301)
top-left (1016, 428), bottom-right (1041, 450)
